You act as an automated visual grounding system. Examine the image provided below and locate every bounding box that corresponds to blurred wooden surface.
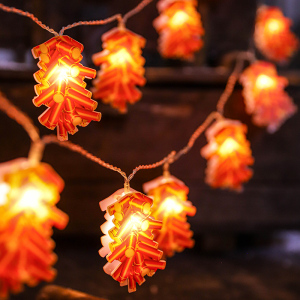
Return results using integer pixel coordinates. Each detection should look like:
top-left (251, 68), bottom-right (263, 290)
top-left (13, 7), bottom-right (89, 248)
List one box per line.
top-left (9, 237), bottom-right (300, 300)
top-left (36, 285), bottom-right (106, 300)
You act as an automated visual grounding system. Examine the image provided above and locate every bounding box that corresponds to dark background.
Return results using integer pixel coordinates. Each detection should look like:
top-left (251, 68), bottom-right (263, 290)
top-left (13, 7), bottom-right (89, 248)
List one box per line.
top-left (0, 0), bottom-right (300, 299)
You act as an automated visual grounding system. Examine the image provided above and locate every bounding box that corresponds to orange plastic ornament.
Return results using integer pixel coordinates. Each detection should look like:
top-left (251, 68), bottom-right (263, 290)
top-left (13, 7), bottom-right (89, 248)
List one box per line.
top-left (201, 119), bottom-right (254, 191)
top-left (99, 188), bottom-right (166, 293)
top-left (0, 158), bottom-right (68, 298)
top-left (254, 6), bottom-right (299, 62)
top-left (240, 61), bottom-right (297, 133)
top-left (92, 27), bottom-right (146, 113)
top-left (32, 35), bottom-right (101, 141)
top-left (153, 0), bottom-right (204, 60)
top-left (143, 175), bottom-right (196, 257)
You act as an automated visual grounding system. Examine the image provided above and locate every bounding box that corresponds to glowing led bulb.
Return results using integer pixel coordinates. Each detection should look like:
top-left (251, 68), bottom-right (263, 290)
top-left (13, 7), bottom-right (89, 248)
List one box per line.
top-left (57, 67), bottom-right (69, 82)
top-left (17, 188), bottom-right (41, 209)
top-left (240, 61), bottom-right (297, 132)
top-left (162, 197), bottom-right (183, 214)
top-left (130, 214), bottom-right (142, 225)
top-left (169, 10), bottom-right (189, 28)
top-left (266, 19), bottom-right (283, 33)
top-left (256, 74), bottom-right (275, 89)
top-left (14, 187), bottom-right (49, 219)
top-left (254, 6), bottom-right (299, 62)
top-left (109, 48), bottom-right (132, 65)
top-left (201, 119), bottom-right (254, 190)
top-left (0, 183), bottom-right (9, 206)
top-left (218, 137), bottom-right (240, 156)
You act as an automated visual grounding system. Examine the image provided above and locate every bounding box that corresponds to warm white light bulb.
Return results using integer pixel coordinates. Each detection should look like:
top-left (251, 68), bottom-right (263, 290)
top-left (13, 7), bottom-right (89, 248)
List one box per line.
top-left (162, 197), bottom-right (183, 214)
top-left (57, 67), bottom-right (69, 82)
top-left (170, 10), bottom-right (189, 28)
top-left (218, 137), bottom-right (240, 156)
top-left (0, 183), bottom-right (9, 206)
top-left (256, 74), bottom-right (275, 89)
top-left (267, 19), bottom-right (283, 33)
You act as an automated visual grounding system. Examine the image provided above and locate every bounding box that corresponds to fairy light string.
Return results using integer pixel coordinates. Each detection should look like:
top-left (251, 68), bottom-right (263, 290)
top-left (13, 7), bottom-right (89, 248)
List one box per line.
top-left (0, 1), bottom-right (258, 185)
top-left (0, 0), bottom-right (154, 37)
top-left (0, 3), bottom-right (58, 36)
top-left (0, 48), bottom-right (256, 186)
top-left (41, 134), bottom-right (128, 181)
top-left (0, 92), bottom-right (40, 143)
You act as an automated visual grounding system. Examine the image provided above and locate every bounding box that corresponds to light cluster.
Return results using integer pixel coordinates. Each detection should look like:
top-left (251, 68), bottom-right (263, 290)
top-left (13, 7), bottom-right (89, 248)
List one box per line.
top-left (240, 61), bottom-right (297, 133)
top-left (32, 35), bottom-right (101, 141)
top-left (153, 0), bottom-right (204, 60)
top-left (201, 119), bottom-right (254, 191)
top-left (143, 175), bottom-right (196, 257)
top-left (92, 27), bottom-right (146, 113)
top-left (254, 6), bottom-right (299, 62)
top-left (99, 189), bottom-right (166, 293)
top-left (0, 158), bottom-right (68, 298)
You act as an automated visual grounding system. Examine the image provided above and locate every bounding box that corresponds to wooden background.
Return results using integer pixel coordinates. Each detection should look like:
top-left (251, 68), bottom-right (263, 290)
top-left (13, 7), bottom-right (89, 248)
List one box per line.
top-left (0, 0), bottom-right (299, 239)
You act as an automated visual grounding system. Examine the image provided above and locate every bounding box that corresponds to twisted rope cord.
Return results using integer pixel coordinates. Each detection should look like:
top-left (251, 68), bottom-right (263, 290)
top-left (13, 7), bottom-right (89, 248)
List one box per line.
top-left (59, 14), bottom-right (122, 36)
top-left (172, 111), bottom-right (221, 163)
top-left (0, 3), bottom-right (58, 36)
top-left (128, 151), bottom-right (176, 182)
top-left (123, 0), bottom-right (153, 24)
top-left (216, 51), bottom-right (255, 115)
top-left (42, 134), bottom-right (128, 181)
top-left (0, 92), bottom-right (40, 143)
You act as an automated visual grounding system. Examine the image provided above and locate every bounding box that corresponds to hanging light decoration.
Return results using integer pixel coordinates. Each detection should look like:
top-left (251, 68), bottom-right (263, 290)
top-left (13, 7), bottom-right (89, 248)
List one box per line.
top-left (92, 27), bottom-right (146, 113)
top-left (201, 119), bottom-right (254, 191)
top-left (0, 158), bottom-right (68, 298)
top-left (143, 174), bottom-right (196, 258)
top-left (240, 61), bottom-right (297, 133)
top-left (254, 6), bottom-right (299, 62)
top-left (153, 0), bottom-right (204, 60)
top-left (32, 36), bottom-right (101, 141)
top-left (99, 187), bottom-right (166, 293)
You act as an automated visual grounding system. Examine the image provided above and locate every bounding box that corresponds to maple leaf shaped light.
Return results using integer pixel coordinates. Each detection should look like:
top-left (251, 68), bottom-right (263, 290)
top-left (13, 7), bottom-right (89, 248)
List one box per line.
top-left (240, 61), bottom-right (297, 133)
top-left (99, 188), bottom-right (166, 293)
top-left (201, 119), bottom-right (254, 191)
top-left (32, 35), bottom-right (101, 141)
top-left (143, 175), bottom-right (196, 257)
top-left (254, 6), bottom-right (299, 62)
top-left (0, 158), bottom-right (68, 298)
top-left (92, 27), bottom-right (146, 113)
top-left (153, 0), bottom-right (204, 60)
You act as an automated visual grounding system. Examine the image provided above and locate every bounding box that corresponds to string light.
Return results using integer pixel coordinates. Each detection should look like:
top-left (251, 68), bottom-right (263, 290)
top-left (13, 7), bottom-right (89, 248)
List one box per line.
top-left (99, 188), bottom-right (166, 293)
top-left (0, 1), bottom-right (299, 296)
top-left (153, 0), bottom-right (204, 60)
top-left (0, 158), bottom-right (68, 298)
top-left (254, 5), bottom-right (299, 62)
top-left (92, 27), bottom-right (146, 113)
top-left (240, 61), bottom-right (297, 133)
top-left (143, 174), bottom-right (196, 257)
top-left (201, 119), bottom-right (254, 191)
top-left (32, 36), bottom-right (101, 141)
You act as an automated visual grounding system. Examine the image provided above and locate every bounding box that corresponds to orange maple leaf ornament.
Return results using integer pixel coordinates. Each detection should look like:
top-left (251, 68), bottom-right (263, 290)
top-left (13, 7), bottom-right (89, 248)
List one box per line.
top-left (143, 175), bottom-right (196, 257)
top-left (32, 36), bottom-right (101, 141)
top-left (92, 27), bottom-right (146, 113)
top-left (99, 188), bottom-right (166, 293)
top-left (153, 0), bottom-right (204, 60)
top-left (254, 6), bottom-right (299, 62)
top-left (201, 119), bottom-right (254, 191)
top-left (0, 158), bottom-right (68, 298)
top-left (240, 61), bottom-right (297, 133)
